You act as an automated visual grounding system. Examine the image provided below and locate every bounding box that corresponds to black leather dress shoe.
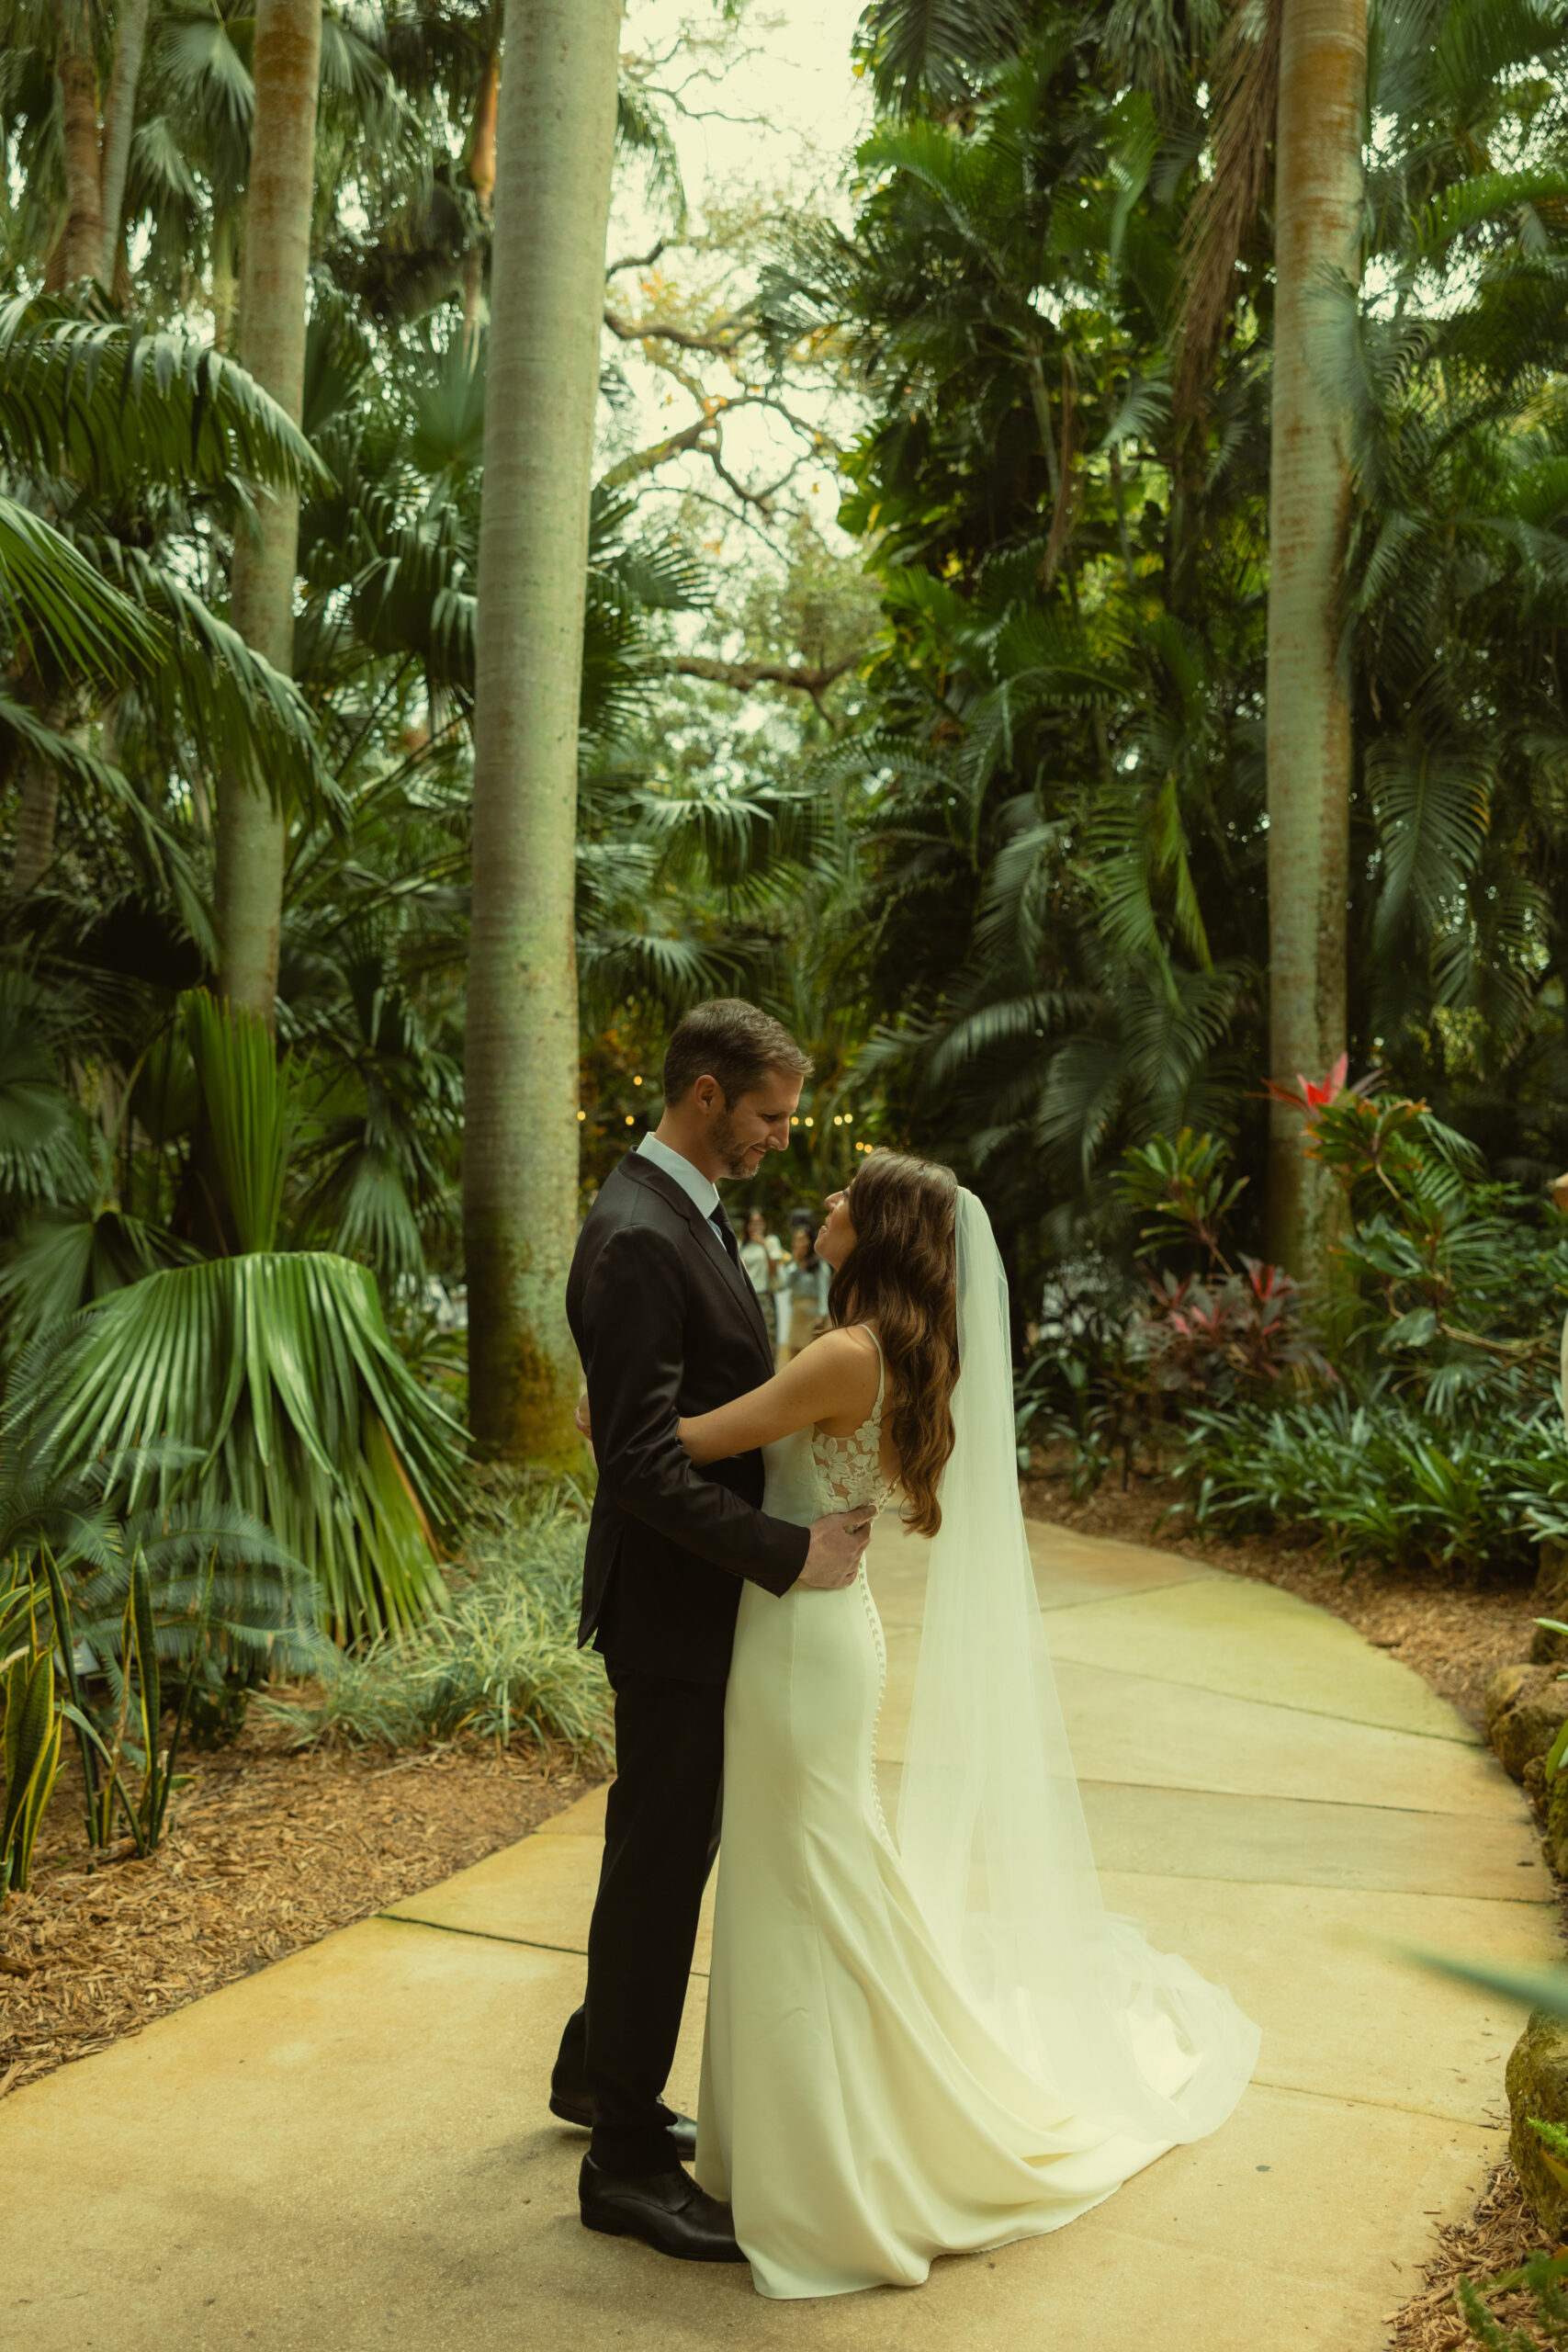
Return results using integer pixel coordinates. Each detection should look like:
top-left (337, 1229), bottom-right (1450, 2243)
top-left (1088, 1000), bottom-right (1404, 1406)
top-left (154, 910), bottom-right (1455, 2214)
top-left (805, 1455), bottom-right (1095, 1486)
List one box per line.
top-left (578, 2154), bottom-right (746, 2263)
top-left (549, 2089), bottom-right (697, 2164)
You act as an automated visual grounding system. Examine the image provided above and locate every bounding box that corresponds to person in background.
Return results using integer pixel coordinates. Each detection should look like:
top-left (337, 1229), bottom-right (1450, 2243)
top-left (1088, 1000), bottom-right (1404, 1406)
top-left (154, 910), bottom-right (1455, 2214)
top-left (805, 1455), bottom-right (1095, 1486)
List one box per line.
top-left (778, 1219), bottom-right (830, 1363)
top-left (739, 1208), bottom-right (788, 1357)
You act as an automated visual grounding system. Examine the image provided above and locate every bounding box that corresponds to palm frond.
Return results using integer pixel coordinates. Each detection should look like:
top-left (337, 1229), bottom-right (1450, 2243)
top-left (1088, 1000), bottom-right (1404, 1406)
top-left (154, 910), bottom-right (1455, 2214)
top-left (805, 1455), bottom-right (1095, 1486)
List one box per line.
top-left (41, 1252), bottom-right (465, 1642)
top-left (0, 495), bottom-right (163, 682)
top-left (0, 298), bottom-right (330, 497)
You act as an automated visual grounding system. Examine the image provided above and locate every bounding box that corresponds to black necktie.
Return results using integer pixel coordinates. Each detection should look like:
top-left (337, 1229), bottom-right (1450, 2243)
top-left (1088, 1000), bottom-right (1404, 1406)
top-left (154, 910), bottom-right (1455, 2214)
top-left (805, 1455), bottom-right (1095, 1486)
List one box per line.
top-left (708, 1204), bottom-right (740, 1266)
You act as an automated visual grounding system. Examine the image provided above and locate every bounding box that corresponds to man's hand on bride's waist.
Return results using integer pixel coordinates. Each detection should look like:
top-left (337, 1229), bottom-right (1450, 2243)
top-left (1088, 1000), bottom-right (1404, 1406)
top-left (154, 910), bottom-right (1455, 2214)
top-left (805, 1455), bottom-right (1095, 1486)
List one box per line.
top-left (796, 1510), bottom-right (873, 1591)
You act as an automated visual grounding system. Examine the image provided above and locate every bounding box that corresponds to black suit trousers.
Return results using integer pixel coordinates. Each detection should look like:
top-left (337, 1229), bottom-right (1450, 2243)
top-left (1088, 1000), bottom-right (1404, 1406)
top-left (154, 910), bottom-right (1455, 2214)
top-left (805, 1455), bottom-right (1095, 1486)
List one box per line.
top-left (554, 1661), bottom-right (725, 2174)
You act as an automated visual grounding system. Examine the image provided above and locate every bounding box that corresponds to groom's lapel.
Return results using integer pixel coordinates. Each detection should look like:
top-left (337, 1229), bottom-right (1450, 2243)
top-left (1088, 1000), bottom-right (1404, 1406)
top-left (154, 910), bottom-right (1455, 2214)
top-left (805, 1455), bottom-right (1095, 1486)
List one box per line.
top-left (620, 1154), bottom-right (774, 1363)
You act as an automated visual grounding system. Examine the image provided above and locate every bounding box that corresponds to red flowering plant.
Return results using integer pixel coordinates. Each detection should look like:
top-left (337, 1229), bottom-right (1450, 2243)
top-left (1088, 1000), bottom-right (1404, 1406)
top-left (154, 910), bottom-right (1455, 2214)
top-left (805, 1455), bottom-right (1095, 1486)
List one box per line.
top-left (1112, 1129), bottom-right (1334, 1410)
top-left (1265, 1065), bottom-right (1568, 1408)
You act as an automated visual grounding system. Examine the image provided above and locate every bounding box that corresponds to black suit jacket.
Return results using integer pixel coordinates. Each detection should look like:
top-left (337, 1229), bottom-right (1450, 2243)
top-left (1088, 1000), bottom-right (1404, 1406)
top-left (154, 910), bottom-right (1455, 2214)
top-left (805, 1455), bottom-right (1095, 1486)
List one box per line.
top-left (569, 1151), bottom-right (809, 1684)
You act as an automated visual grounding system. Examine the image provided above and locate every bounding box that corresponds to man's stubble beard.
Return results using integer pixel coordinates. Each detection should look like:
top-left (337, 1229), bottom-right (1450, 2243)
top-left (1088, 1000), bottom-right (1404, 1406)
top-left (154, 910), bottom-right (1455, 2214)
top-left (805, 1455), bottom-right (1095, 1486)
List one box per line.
top-left (709, 1103), bottom-right (757, 1181)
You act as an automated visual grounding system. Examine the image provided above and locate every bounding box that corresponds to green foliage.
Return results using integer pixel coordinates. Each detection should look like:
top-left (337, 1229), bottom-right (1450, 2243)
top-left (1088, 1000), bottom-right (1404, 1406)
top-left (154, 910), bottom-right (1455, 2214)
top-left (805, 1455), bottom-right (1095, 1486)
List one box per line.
top-left (1112, 1130), bottom-right (1249, 1265)
top-left (1458, 2245), bottom-right (1568, 2347)
top-left (47, 1255), bottom-right (462, 1643)
top-left (186, 989), bottom-right (292, 1254)
top-left (1294, 1081), bottom-right (1568, 1413)
top-left (1167, 1082), bottom-right (1568, 1568)
top-left (1, 1595), bottom-right (62, 1894)
top-left (767, 0), bottom-right (1568, 1278)
top-left (1174, 1387), bottom-right (1568, 1576)
top-left (0, 1319), bottom-right (324, 1878)
top-left (265, 1482), bottom-right (613, 1765)
top-left (0, 295), bottom-right (326, 498)
top-left (1021, 1128), bottom-right (1326, 1498)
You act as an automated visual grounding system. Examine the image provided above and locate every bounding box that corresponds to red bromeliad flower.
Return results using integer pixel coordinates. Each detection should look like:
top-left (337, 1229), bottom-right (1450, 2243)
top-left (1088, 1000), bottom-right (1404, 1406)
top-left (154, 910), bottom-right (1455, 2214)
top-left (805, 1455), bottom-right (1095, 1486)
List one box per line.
top-left (1261, 1053), bottom-right (1349, 1117)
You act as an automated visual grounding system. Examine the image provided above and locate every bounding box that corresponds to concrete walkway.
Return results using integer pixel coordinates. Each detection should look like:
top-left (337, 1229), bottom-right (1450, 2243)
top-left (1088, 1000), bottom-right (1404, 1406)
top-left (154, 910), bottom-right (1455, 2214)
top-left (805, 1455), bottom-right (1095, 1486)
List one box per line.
top-left (4, 1521), bottom-right (1560, 2350)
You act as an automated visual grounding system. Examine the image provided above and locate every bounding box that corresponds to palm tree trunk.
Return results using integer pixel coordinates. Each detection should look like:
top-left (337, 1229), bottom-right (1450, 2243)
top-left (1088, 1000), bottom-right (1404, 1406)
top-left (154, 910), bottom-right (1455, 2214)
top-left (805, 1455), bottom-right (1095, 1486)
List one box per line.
top-left (465, 0), bottom-right (621, 1465)
top-left (210, 213), bottom-right (239, 351)
top-left (98, 0), bottom-right (152, 286)
top-left (1263, 0), bottom-right (1366, 1283)
top-left (9, 757), bottom-right (60, 899)
top-left (57, 6), bottom-right (104, 286)
top-left (462, 51), bottom-right (501, 363)
top-left (213, 0), bottom-right (321, 1023)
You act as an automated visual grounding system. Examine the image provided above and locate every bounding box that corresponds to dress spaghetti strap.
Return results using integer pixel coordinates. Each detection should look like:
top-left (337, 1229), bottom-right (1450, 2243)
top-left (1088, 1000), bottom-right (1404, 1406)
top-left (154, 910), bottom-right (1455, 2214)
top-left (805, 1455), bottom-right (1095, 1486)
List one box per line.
top-left (859, 1323), bottom-right (886, 1417)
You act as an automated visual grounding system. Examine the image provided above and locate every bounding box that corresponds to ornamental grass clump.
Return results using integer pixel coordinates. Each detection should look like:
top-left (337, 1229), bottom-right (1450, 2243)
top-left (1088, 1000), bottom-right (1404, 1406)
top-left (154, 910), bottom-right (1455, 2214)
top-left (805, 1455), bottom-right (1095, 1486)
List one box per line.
top-left (265, 1483), bottom-right (613, 1766)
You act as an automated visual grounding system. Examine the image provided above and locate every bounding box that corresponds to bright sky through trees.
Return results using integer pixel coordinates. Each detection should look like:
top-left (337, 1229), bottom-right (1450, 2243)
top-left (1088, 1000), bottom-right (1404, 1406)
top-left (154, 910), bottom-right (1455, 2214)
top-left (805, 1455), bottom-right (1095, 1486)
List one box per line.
top-left (607, 2), bottom-right (871, 541)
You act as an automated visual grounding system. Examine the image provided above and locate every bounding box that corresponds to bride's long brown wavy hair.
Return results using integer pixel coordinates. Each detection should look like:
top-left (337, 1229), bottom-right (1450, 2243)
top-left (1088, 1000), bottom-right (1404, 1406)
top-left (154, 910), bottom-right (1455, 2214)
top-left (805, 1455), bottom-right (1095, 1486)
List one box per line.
top-left (827, 1148), bottom-right (960, 1537)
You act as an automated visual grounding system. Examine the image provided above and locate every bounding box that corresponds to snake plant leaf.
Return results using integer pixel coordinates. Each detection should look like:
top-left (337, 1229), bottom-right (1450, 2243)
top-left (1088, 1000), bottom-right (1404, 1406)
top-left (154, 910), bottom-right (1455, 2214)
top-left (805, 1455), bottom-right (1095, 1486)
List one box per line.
top-left (130, 1551), bottom-right (161, 1762)
top-left (1, 1645), bottom-right (62, 1891)
top-left (40, 1253), bottom-right (466, 1642)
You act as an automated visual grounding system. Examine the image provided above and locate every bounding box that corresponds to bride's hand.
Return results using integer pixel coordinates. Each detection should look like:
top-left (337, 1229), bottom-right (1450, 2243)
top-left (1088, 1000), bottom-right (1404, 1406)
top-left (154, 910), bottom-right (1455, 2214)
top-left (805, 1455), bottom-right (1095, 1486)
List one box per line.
top-left (796, 1509), bottom-right (873, 1590)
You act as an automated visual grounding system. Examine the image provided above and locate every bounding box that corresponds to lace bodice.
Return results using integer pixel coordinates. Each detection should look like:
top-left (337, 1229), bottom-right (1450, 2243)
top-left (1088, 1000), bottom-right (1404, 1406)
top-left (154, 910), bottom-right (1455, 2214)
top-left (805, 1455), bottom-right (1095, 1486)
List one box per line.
top-left (811, 1328), bottom-right (896, 1511)
top-left (761, 1327), bottom-right (897, 1527)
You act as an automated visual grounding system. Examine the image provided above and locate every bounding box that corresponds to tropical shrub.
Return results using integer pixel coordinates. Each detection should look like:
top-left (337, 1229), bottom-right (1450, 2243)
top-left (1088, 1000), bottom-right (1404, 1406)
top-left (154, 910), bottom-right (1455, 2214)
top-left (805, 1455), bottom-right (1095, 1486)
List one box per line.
top-left (265, 1481), bottom-right (613, 1766)
top-left (1308, 1086), bottom-right (1568, 1409)
top-left (1156, 1078), bottom-right (1568, 1571)
top-left (0, 1326), bottom-right (321, 1886)
top-left (1014, 1254), bottom-right (1139, 1492)
top-left (1019, 1130), bottom-right (1326, 1493)
top-left (8, 993), bottom-right (468, 1644)
top-left (1174, 1387), bottom-right (1568, 1577)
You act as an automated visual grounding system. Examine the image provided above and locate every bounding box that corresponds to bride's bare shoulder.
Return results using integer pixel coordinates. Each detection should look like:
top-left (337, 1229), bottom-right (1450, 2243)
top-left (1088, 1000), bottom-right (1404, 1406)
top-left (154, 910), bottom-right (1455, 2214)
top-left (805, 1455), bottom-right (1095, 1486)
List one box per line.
top-left (805, 1324), bottom-right (883, 1428)
top-left (810, 1323), bottom-right (879, 1373)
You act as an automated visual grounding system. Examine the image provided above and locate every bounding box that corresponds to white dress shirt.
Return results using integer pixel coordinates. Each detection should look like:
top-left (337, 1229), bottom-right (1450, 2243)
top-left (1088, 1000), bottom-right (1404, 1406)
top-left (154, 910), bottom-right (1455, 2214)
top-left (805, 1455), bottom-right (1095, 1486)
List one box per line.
top-left (637, 1130), bottom-right (722, 1220)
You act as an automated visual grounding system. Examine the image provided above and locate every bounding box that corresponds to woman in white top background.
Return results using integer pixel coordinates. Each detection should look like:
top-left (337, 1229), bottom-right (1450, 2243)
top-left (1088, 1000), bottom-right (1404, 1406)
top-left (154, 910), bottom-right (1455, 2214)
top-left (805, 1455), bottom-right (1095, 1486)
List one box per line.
top-left (739, 1207), bottom-right (788, 1347)
top-left (778, 1220), bottom-right (830, 1363)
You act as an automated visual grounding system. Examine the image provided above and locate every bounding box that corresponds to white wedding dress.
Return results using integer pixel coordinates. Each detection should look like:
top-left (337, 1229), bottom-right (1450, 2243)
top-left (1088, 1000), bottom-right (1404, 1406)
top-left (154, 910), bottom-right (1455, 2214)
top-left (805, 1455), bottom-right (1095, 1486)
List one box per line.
top-left (694, 1199), bottom-right (1259, 2301)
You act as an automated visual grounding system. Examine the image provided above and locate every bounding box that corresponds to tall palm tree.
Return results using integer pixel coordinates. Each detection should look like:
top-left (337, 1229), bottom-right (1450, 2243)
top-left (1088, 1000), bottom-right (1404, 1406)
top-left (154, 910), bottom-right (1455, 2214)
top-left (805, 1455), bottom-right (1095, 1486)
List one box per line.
top-left (465, 0), bottom-right (622, 1466)
top-left (98, 0), bottom-right (152, 282)
top-left (1263, 0), bottom-right (1366, 1281)
top-left (56, 0), bottom-right (105, 283)
top-left (213, 0), bottom-right (322, 1023)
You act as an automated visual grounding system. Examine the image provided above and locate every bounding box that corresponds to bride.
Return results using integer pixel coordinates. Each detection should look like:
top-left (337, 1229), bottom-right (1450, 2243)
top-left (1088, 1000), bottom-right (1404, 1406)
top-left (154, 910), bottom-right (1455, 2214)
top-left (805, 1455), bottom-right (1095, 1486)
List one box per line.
top-left (674, 1148), bottom-right (1259, 2300)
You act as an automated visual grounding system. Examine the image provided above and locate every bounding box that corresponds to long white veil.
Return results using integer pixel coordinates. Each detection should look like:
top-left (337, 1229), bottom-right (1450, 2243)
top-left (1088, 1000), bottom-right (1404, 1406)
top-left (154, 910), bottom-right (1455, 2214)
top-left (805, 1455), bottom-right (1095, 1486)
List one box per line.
top-left (894, 1189), bottom-right (1259, 2142)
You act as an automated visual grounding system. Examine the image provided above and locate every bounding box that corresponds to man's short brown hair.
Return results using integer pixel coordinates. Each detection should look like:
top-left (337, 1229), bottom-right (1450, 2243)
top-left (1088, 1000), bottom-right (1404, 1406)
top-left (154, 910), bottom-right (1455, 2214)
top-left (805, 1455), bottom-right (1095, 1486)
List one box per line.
top-left (662, 1000), bottom-right (812, 1108)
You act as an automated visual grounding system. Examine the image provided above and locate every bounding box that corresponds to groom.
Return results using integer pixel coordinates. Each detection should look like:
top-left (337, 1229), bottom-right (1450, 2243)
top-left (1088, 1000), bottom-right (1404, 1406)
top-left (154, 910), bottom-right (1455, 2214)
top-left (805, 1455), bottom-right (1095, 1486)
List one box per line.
top-left (550, 999), bottom-right (872, 2263)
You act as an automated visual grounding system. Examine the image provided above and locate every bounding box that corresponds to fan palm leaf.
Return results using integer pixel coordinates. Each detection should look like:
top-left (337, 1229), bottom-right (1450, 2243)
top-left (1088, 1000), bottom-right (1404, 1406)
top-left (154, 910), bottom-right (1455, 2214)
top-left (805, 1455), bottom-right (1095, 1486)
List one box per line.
top-left (40, 1251), bottom-right (464, 1641)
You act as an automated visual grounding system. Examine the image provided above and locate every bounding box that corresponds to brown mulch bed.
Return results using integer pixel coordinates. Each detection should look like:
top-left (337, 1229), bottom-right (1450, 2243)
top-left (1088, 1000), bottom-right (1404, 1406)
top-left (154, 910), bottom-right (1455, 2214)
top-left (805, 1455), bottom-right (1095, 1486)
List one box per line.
top-left (1390, 2165), bottom-right (1566, 2352)
top-left (1023, 1466), bottom-right (1559, 2348)
top-left (0, 1706), bottom-right (593, 2102)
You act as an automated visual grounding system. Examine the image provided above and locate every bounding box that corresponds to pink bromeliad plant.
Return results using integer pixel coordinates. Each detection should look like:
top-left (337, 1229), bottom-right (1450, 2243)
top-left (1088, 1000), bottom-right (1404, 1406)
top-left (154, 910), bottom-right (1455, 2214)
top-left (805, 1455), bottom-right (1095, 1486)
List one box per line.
top-left (1111, 1128), bottom-right (1335, 1409)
